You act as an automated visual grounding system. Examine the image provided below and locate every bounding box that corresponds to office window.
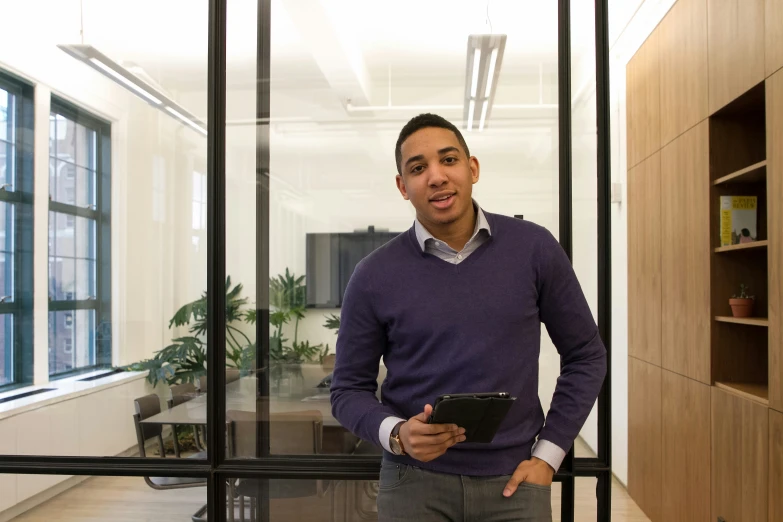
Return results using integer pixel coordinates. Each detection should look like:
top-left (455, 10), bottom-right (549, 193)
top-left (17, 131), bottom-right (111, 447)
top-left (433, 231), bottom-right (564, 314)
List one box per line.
top-left (0, 71), bottom-right (33, 388)
top-left (48, 98), bottom-right (111, 377)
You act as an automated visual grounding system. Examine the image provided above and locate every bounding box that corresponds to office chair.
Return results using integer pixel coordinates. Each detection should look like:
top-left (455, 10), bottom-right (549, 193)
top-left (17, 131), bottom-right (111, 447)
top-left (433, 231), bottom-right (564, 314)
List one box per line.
top-left (132, 394), bottom-right (207, 490)
top-left (167, 382), bottom-right (205, 456)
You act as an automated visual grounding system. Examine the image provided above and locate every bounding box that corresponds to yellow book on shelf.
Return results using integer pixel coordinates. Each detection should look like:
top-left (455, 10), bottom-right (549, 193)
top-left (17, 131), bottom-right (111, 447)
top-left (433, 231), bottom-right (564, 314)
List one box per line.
top-left (720, 196), bottom-right (757, 246)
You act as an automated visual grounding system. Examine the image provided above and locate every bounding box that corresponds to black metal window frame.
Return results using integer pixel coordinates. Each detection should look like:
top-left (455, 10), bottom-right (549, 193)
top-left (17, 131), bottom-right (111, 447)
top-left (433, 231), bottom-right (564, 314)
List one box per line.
top-left (0, 1), bottom-right (612, 521)
top-left (47, 97), bottom-right (112, 379)
top-left (0, 70), bottom-right (34, 391)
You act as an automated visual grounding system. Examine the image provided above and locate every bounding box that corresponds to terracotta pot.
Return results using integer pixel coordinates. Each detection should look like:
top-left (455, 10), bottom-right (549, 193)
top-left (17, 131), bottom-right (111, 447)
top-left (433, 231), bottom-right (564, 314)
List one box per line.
top-left (729, 298), bottom-right (754, 317)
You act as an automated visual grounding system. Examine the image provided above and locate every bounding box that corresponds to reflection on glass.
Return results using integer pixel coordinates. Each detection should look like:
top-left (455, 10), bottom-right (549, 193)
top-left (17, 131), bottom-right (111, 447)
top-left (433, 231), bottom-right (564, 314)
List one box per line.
top-left (7, 475), bottom-right (206, 521)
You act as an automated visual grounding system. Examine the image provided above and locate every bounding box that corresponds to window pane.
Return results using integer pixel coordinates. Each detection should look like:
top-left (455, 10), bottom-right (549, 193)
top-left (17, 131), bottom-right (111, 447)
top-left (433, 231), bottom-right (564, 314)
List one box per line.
top-left (74, 122), bottom-right (95, 169)
top-left (0, 88), bottom-right (8, 142)
top-left (51, 211), bottom-right (75, 258)
top-left (75, 259), bottom-right (96, 300)
top-left (76, 167), bottom-right (96, 207)
top-left (49, 309), bottom-right (95, 375)
top-left (1, 88), bottom-right (14, 191)
top-left (0, 202), bottom-right (13, 301)
top-left (50, 160), bottom-right (77, 205)
top-left (49, 113), bottom-right (56, 156)
top-left (54, 115), bottom-right (77, 163)
top-left (0, 314), bottom-right (11, 386)
top-left (52, 257), bottom-right (75, 301)
top-left (75, 215), bottom-right (96, 260)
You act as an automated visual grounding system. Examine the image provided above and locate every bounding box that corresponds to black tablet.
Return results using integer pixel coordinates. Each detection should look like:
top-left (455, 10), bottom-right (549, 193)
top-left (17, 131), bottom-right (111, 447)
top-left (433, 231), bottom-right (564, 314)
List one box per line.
top-left (427, 392), bottom-right (516, 443)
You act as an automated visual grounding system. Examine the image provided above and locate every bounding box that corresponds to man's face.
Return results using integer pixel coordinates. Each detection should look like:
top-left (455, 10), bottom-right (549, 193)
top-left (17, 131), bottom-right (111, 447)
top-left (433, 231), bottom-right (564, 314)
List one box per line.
top-left (396, 127), bottom-right (479, 228)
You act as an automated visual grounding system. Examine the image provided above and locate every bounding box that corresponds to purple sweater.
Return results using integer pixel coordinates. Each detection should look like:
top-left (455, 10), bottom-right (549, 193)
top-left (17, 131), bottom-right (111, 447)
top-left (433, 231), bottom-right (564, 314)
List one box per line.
top-left (330, 212), bottom-right (606, 476)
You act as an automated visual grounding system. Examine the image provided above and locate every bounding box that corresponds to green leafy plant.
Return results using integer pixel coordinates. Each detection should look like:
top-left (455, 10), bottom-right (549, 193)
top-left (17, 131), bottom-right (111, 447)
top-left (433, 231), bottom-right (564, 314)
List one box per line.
top-left (123, 276), bottom-right (255, 387)
top-left (323, 313), bottom-right (340, 334)
top-left (124, 270), bottom-right (329, 388)
top-left (268, 269), bottom-right (329, 365)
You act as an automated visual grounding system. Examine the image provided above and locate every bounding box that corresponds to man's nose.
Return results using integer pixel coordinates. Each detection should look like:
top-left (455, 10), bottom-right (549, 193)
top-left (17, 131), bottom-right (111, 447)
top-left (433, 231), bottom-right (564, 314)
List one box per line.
top-left (428, 164), bottom-right (448, 186)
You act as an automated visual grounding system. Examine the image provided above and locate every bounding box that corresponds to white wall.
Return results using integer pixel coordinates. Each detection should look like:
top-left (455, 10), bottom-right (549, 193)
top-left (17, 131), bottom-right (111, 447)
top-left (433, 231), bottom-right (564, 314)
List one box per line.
top-left (0, 374), bottom-right (161, 519)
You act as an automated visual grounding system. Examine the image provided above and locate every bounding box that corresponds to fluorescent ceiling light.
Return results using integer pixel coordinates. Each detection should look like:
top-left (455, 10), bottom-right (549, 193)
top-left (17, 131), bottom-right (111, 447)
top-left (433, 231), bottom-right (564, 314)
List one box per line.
top-left (470, 48), bottom-right (481, 98)
top-left (484, 48), bottom-right (499, 98)
top-left (463, 34), bottom-right (506, 132)
top-left (478, 100), bottom-right (489, 132)
top-left (166, 106), bottom-right (207, 136)
top-left (58, 44), bottom-right (207, 136)
top-left (88, 58), bottom-right (162, 105)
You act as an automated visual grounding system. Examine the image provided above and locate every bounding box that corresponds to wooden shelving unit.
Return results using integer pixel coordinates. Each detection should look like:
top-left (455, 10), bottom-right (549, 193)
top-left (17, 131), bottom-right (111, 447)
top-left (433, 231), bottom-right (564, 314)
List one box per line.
top-left (713, 160), bottom-right (767, 185)
top-left (714, 315), bottom-right (769, 327)
top-left (709, 81), bottom-right (771, 439)
top-left (714, 381), bottom-right (769, 406)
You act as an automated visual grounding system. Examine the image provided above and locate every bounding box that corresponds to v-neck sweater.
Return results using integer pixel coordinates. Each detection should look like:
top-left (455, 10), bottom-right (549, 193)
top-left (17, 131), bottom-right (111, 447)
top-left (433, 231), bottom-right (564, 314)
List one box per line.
top-left (330, 211), bottom-right (606, 476)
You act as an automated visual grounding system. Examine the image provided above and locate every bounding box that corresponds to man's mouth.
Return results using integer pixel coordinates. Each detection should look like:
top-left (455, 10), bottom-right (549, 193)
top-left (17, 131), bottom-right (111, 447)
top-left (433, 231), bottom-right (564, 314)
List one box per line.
top-left (429, 193), bottom-right (456, 209)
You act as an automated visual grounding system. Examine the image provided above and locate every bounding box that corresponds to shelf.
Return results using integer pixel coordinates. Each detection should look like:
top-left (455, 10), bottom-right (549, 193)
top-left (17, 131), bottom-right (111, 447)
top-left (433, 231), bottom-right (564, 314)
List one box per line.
top-left (714, 240), bottom-right (768, 253)
top-left (713, 160), bottom-right (767, 185)
top-left (715, 381), bottom-right (769, 406)
top-left (714, 316), bottom-right (769, 326)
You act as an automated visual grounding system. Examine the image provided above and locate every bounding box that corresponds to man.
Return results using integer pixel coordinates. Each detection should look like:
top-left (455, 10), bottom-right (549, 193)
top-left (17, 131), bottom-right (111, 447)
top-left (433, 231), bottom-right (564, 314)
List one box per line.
top-left (331, 113), bottom-right (606, 521)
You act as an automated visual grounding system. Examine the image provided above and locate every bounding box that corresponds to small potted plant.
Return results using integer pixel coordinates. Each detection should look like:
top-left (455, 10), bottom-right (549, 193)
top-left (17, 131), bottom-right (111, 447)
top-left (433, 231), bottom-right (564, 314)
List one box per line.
top-left (729, 284), bottom-right (755, 318)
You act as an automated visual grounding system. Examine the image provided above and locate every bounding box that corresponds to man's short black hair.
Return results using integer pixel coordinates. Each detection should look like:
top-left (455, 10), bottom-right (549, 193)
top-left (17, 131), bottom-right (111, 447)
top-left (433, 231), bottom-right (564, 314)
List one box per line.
top-left (395, 113), bottom-right (470, 174)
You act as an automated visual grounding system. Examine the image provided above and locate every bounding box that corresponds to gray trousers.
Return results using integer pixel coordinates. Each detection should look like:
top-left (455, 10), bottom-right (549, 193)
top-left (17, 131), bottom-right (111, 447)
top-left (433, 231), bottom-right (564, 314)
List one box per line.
top-left (377, 459), bottom-right (552, 522)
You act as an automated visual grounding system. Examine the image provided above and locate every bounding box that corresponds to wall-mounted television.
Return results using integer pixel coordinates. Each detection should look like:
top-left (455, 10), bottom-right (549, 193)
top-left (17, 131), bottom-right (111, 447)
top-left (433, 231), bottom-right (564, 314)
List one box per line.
top-left (306, 228), bottom-right (401, 308)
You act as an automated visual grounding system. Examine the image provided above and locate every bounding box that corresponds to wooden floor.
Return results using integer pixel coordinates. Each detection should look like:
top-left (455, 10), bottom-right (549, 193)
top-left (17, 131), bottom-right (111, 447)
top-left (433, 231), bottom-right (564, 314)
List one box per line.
top-left (11, 440), bottom-right (650, 521)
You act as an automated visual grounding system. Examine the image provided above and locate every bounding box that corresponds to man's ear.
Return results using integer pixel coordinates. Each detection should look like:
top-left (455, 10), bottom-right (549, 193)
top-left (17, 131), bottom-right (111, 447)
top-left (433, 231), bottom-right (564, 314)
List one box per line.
top-left (469, 156), bottom-right (480, 184)
top-left (396, 174), bottom-right (409, 200)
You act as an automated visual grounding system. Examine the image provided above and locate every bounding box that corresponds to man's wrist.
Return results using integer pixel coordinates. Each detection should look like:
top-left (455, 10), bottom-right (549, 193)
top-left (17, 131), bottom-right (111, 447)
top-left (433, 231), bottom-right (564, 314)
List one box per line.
top-left (379, 416), bottom-right (407, 453)
top-left (531, 439), bottom-right (566, 472)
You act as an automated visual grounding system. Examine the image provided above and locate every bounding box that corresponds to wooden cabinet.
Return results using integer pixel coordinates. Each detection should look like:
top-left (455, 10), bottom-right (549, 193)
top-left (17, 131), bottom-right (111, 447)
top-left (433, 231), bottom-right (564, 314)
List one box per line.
top-left (662, 370), bottom-right (711, 522)
top-left (712, 387), bottom-right (769, 522)
top-left (768, 70), bottom-right (783, 412)
top-left (767, 0), bottom-right (783, 77)
top-left (628, 154), bottom-right (662, 366)
top-left (771, 410), bottom-right (783, 522)
top-left (628, 358), bottom-right (662, 522)
top-left (659, 0), bottom-right (708, 146)
top-left (707, 0), bottom-right (765, 114)
top-left (627, 29), bottom-right (661, 168)
top-left (661, 122), bottom-right (711, 384)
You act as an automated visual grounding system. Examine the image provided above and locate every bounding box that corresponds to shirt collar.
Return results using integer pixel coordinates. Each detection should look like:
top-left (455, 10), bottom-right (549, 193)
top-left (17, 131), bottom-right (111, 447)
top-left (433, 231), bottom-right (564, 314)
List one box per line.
top-left (413, 200), bottom-right (492, 252)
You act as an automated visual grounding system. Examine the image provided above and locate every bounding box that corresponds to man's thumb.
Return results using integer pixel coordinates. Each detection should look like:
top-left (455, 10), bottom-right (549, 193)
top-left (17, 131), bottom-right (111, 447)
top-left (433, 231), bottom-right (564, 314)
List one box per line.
top-left (411, 404), bottom-right (433, 423)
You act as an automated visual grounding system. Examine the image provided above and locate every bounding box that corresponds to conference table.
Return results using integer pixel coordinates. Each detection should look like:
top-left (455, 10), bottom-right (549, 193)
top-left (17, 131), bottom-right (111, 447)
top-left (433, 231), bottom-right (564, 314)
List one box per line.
top-left (141, 364), bottom-right (387, 448)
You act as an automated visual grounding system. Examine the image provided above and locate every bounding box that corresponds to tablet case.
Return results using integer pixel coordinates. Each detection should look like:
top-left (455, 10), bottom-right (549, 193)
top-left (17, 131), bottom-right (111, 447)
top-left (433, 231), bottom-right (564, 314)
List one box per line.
top-left (427, 394), bottom-right (516, 443)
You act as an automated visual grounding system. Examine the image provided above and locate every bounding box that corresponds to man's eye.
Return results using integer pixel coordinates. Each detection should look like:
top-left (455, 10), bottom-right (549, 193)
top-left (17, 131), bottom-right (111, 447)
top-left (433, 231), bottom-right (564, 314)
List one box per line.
top-left (443, 157), bottom-right (457, 164)
top-left (411, 165), bottom-right (424, 174)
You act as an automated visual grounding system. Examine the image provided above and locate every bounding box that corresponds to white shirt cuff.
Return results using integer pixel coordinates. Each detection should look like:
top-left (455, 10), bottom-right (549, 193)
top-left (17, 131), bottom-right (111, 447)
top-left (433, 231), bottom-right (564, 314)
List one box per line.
top-left (379, 416), bottom-right (407, 453)
top-left (531, 439), bottom-right (566, 472)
